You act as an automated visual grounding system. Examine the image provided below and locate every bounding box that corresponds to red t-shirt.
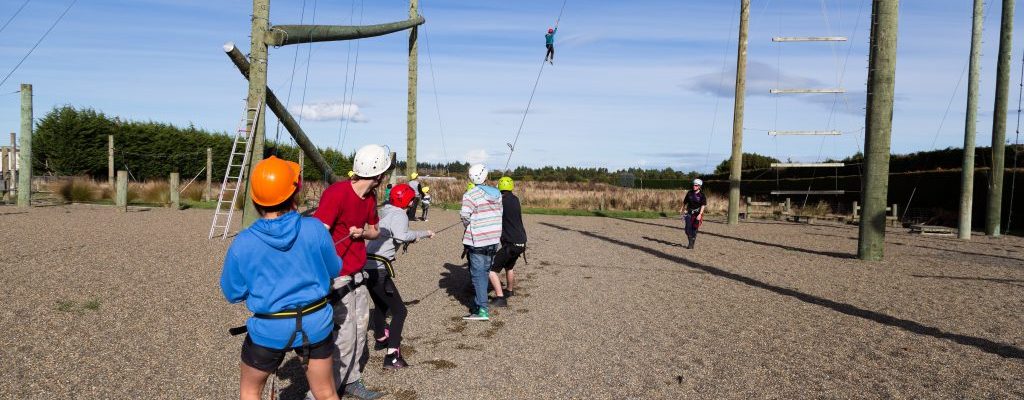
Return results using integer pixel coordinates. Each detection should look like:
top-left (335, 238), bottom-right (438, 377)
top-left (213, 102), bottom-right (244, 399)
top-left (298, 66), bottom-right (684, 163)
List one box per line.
top-left (314, 181), bottom-right (379, 277)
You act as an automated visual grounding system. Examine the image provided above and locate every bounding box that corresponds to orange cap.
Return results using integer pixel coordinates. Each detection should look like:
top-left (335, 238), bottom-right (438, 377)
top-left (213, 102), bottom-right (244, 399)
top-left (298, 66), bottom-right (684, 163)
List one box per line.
top-left (250, 156), bottom-right (301, 206)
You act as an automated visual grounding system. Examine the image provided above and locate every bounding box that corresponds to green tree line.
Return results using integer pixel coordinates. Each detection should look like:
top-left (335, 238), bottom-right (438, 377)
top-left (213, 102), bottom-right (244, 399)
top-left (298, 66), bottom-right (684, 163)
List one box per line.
top-left (32, 106), bottom-right (352, 182)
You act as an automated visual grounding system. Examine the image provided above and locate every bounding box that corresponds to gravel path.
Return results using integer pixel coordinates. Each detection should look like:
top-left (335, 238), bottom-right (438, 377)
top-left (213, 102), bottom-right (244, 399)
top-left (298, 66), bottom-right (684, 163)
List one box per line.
top-left (1, 204), bottom-right (1022, 399)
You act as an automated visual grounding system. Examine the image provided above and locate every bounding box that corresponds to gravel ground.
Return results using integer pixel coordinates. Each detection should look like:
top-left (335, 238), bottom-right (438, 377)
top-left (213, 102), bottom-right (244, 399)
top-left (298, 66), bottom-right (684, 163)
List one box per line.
top-left (1, 203), bottom-right (1022, 399)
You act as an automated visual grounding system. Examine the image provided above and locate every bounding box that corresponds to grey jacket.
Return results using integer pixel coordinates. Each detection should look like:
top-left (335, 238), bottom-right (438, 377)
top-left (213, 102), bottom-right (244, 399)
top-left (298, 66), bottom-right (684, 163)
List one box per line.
top-left (365, 204), bottom-right (430, 269)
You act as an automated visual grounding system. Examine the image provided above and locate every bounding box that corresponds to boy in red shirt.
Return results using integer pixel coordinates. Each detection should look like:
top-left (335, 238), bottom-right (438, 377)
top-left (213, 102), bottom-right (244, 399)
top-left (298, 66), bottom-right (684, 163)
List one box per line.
top-left (307, 144), bottom-right (391, 400)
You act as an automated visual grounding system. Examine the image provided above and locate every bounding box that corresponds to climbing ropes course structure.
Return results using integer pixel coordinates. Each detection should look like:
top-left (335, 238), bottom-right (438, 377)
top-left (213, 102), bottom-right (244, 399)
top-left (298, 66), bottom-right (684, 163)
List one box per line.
top-left (766, 0), bottom-right (865, 206)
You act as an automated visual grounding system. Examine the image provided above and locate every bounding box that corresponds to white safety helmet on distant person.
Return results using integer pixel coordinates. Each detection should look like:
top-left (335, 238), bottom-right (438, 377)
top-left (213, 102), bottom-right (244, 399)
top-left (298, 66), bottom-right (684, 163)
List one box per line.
top-left (468, 164), bottom-right (488, 185)
top-left (693, 178), bottom-right (703, 187)
top-left (352, 144), bottom-right (392, 178)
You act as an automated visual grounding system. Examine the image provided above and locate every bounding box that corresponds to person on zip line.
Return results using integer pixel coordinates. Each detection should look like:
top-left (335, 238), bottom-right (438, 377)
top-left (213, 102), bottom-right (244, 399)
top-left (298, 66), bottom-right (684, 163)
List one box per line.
top-left (544, 26), bottom-right (557, 65)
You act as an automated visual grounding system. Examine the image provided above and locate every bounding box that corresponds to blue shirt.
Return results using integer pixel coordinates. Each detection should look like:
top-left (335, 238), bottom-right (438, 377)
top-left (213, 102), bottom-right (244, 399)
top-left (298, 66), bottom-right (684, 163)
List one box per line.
top-left (546, 28), bottom-right (557, 45)
top-left (220, 211), bottom-right (342, 349)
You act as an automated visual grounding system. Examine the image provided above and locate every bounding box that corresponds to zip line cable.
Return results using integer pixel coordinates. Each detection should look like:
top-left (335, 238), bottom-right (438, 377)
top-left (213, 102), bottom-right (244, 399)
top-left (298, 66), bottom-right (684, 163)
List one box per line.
top-left (905, 3), bottom-right (992, 221)
top-left (296, 0), bottom-right (319, 131)
top-left (337, 0), bottom-right (365, 159)
top-left (420, 12), bottom-right (451, 173)
top-left (0, 0), bottom-right (77, 89)
top-left (0, 0), bottom-right (31, 36)
top-left (275, 0), bottom-right (308, 144)
top-left (1005, 51), bottom-right (1023, 234)
top-left (503, 0), bottom-right (568, 171)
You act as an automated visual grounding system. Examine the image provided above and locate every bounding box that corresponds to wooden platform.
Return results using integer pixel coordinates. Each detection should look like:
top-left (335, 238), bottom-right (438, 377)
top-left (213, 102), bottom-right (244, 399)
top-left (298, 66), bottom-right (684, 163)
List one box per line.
top-left (909, 225), bottom-right (956, 237)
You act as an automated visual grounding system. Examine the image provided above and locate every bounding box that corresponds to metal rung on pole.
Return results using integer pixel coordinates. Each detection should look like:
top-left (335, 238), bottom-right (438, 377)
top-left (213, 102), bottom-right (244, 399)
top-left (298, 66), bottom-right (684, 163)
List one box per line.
top-left (771, 162), bottom-right (845, 168)
top-left (772, 36), bottom-right (848, 42)
top-left (770, 88), bottom-right (846, 94)
top-left (768, 130), bottom-right (842, 136)
top-left (771, 190), bottom-right (846, 195)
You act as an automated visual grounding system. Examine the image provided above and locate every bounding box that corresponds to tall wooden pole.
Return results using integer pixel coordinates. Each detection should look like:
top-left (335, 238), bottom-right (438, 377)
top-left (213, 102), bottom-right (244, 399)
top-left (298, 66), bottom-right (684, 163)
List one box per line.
top-left (108, 135), bottom-right (115, 187)
top-left (205, 148), bottom-right (213, 201)
top-left (407, 0), bottom-right (419, 177)
top-left (17, 84), bottom-right (32, 208)
top-left (960, 0), bottom-right (985, 240)
top-left (727, 0), bottom-right (750, 225)
top-left (987, 0), bottom-right (1015, 237)
top-left (857, 0), bottom-right (899, 261)
top-left (242, 0), bottom-right (270, 227)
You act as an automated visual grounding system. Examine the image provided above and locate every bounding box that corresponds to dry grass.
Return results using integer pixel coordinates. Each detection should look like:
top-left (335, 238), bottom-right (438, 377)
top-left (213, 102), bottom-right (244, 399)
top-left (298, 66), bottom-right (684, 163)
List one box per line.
top-left (50, 176), bottom-right (731, 214)
top-left (420, 179), bottom-right (728, 214)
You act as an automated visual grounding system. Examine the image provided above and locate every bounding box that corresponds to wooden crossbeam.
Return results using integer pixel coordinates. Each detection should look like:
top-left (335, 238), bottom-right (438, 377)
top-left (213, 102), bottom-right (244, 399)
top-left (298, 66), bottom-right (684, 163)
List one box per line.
top-left (770, 162), bottom-right (845, 168)
top-left (770, 88), bottom-right (846, 94)
top-left (770, 190), bottom-right (846, 195)
top-left (768, 130), bottom-right (842, 136)
top-left (772, 36), bottom-right (848, 42)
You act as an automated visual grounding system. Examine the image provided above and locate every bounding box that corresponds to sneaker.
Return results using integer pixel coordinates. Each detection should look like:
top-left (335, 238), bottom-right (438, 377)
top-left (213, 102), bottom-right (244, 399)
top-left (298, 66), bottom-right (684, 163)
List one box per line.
top-left (504, 289), bottom-right (514, 298)
top-left (342, 380), bottom-right (383, 400)
top-left (462, 309), bottom-right (490, 321)
top-left (490, 296), bottom-right (508, 307)
top-left (383, 350), bottom-right (409, 369)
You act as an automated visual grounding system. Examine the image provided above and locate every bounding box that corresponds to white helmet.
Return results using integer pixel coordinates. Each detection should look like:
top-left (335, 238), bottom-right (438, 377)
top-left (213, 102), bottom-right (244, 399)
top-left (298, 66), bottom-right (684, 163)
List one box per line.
top-left (693, 178), bottom-right (703, 186)
top-left (468, 164), bottom-right (488, 185)
top-left (352, 144), bottom-right (392, 178)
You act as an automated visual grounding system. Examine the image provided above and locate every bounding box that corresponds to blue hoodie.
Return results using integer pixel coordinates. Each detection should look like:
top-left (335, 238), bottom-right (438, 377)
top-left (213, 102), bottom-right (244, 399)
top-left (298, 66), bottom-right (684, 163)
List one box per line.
top-left (220, 211), bottom-right (342, 350)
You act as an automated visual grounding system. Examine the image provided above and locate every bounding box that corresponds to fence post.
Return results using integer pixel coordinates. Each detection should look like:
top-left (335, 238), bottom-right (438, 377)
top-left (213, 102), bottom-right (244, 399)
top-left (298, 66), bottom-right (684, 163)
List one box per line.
top-left (744, 197), bottom-right (751, 219)
top-left (116, 170), bottom-right (128, 210)
top-left (853, 201), bottom-right (859, 219)
top-left (108, 135), bottom-right (115, 186)
top-left (891, 203), bottom-right (898, 219)
top-left (1, 147), bottom-right (7, 203)
top-left (170, 172), bottom-right (180, 209)
top-left (204, 148), bottom-right (213, 201)
top-left (785, 197), bottom-right (791, 213)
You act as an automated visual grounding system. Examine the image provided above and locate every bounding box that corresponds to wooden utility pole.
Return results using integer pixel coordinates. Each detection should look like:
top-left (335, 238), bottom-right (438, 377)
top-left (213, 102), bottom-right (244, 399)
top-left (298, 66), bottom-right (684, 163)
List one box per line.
top-left (727, 0), bottom-right (750, 225)
top-left (407, 0), bottom-right (419, 177)
top-left (960, 0), bottom-right (985, 240)
top-left (108, 135), bottom-right (115, 187)
top-left (241, 0), bottom-right (271, 227)
top-left (205, 148), bottom-right (212, 201)
top-left (17, 84), bottom-right (32, 207)
top-left (987, 0), bottom-right (1015, 237)
top-left (857, 0), bottom-right (899, 261)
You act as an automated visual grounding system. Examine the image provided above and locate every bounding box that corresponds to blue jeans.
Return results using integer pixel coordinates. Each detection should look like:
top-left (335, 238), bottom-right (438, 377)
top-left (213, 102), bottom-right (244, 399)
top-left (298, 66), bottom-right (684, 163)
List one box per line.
top-left (467, 244), bottom-right (498, 313)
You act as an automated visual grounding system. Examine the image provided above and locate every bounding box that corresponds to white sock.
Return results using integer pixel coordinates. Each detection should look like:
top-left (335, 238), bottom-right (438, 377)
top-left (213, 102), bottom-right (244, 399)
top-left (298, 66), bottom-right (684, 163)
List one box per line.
top-left (387, 348), bottom-right (399, 355)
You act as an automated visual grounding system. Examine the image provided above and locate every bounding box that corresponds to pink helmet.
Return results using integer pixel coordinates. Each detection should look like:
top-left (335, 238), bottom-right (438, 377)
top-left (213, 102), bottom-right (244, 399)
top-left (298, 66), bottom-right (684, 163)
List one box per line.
top-left (548, 28), bottom-right (554, 34)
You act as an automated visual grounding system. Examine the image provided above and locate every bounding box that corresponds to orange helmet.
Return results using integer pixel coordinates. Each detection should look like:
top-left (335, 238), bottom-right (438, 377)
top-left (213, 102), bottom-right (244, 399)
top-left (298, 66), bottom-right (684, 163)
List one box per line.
top-left (250, 156), bottom-right (302, 206)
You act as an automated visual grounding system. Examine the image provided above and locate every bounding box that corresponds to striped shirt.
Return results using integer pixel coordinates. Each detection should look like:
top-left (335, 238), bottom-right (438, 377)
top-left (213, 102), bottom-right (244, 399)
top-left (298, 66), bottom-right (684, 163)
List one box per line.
top-left (461, 185), bottom-right (503, 247)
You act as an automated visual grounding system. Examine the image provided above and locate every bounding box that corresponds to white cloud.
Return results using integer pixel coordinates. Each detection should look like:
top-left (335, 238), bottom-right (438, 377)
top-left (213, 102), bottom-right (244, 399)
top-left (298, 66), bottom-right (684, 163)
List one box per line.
top-left (465, 149), bottom-right (490, 164)
top-left (289, 101), bottom-right (367, 122)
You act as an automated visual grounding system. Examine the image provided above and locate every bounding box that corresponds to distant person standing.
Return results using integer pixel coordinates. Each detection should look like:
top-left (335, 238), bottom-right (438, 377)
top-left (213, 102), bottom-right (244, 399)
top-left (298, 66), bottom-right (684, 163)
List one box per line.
top-left (406, 173), bottom-right (421, 221)
top-left (544, 27), bottom-right (557, 65)
top-left (420, 186), bottom-right (432, 221)
top-left (679, 179), bottom-right (707, 250)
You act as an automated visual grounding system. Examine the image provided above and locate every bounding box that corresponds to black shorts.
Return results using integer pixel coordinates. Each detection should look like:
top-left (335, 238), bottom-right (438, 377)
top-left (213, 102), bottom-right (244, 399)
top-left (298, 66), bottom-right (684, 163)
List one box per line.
top-left (240, 333), bottom-right (335, 373)
top-left (490, 244), bottom-right (525, 272)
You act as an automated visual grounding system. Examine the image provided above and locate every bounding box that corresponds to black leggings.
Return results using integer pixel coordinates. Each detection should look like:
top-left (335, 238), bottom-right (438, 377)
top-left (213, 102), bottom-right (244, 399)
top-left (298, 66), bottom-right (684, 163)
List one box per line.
top-left (366, 268), bottom-right (407, 350)
top-left (546, 44), bottom-right (554, 60)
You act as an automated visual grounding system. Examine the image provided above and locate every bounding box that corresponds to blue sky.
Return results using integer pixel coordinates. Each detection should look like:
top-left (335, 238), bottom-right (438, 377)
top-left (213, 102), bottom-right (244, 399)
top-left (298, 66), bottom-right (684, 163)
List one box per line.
top-left (0, 0), bottom-right (1022, 172)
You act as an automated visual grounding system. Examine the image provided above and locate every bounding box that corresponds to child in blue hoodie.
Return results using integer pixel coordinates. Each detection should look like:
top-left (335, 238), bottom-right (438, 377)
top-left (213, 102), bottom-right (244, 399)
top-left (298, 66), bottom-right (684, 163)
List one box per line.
top-left (220, 156), bottom-right (342, 400)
